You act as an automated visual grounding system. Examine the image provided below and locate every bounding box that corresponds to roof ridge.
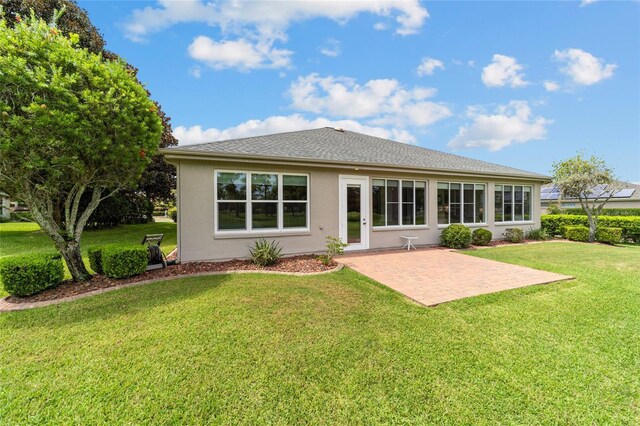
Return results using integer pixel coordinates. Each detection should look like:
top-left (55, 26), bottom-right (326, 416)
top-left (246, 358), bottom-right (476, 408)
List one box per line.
top-left (174, 127), bottom-right (332, 148)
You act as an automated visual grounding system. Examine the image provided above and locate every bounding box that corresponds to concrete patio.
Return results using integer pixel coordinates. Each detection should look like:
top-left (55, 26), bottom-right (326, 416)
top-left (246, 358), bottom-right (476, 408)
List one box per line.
top-left (339, 248), bottom-right (572, 306)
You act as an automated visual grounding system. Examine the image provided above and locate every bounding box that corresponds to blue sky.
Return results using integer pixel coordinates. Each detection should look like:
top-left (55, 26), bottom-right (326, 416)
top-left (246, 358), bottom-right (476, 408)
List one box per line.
top-left (79, 0), bottom-right (639, 182)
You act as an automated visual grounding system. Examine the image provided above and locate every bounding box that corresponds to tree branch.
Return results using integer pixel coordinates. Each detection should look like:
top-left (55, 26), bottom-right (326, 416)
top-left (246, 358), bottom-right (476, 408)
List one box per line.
top-left (73, 186), bottom-right (102, 241)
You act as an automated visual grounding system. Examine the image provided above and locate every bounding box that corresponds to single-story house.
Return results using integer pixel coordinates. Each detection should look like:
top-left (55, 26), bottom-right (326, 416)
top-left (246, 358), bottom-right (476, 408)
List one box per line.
top-left (541, 181), bottom-right (640, 213)
top-left (161, 127), bottom-right (550, 262)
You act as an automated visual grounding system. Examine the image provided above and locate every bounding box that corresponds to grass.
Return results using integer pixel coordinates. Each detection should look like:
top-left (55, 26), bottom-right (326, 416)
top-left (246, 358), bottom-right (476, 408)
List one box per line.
top-left (0, 242), bottom-right (639, 423)
top-left (0, 222), bottom-right (176, 285)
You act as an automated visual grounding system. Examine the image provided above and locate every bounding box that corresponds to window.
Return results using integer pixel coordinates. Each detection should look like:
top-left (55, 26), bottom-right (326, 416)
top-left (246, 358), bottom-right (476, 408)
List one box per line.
top-left (215, 171), bottom-right (308, 232)
top-left (495, 184), bottom-right (532, 223)
top-left (437, 182), bottom-right (485, 225)
top-left (372, 179), bottom-right (427, 227)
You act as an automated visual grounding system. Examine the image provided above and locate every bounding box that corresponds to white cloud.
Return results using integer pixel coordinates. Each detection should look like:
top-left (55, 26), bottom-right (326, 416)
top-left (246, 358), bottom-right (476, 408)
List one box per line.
top-left (543, 80), bottom-right (560, 92)
top-left (289, 73), bottom-right (451, 127)
top-left (124, 0), bottom-right (428, 41)
top-left (319, 38), bottom-right (341, 57)
top-left (553, 48), bottom-right (616, 86)
top-left (448, 101), bottom-right (551, 151)
top-left (580, 0), bottom-right (598, 6)
top-left (188, 35), bottom-right (292, 70)
top-left (189, 66), bottom-right (202, 78)
top-left (468, 60), bottom-right (476, 67)
top-left (417, 57), bottom-right (445, 76)
top-left (373, 22), bottom-right (387, 31)
top-left (173, 114), bottom-right (417, 145)
top-left (481, 54), bottom-right (529, 88)
top-left (125, 1), bottom-right (427, 71)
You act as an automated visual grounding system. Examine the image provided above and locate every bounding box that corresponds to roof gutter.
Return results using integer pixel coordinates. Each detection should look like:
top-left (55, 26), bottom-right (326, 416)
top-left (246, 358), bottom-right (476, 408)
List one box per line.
top-left (160, 148), bottom-right (552, 182)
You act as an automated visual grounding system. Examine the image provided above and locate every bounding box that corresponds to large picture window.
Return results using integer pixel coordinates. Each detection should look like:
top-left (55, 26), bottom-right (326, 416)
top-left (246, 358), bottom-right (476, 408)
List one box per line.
top-left (215, 171), bottom-right (308, 232)
top-left (437, 182), bottom-right (485, 225)
top-left (372, 179), bottom-right (426, 227)
top-left (495, 184), bottom-right (532, 222)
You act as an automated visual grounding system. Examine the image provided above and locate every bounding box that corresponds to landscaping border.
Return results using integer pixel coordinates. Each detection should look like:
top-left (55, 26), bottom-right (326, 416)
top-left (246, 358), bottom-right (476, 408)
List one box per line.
top-left (0, 263), bottom-right (344, 312)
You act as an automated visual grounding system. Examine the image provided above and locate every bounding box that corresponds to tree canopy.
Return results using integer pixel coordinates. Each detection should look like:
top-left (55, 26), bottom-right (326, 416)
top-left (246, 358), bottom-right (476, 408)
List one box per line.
top-left (0, 13), bottom-right (163, 280)
top-left (3, 0), bottom-right (177, 202)
top-left (552, 153), bottom-right (621, 242)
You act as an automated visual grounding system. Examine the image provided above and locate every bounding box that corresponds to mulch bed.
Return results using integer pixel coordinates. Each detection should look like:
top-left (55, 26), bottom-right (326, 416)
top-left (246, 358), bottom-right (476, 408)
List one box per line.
top-left (5, 255), bottom-right (337, 304)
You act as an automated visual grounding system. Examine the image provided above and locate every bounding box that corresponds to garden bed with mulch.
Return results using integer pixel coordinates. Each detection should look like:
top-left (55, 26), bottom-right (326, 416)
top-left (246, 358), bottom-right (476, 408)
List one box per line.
top-left (5, 255), bottom-right (337, 304)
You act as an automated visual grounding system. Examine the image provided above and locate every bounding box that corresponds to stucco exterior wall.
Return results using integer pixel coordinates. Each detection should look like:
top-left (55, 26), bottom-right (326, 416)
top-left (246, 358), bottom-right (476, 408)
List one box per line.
top-left (175, 158), bottom-right (543, 262)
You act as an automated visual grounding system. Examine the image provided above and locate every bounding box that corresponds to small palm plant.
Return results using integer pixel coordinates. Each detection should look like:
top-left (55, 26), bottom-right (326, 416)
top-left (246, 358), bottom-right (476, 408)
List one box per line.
top-left (249, 238), bottom-right (282, 267)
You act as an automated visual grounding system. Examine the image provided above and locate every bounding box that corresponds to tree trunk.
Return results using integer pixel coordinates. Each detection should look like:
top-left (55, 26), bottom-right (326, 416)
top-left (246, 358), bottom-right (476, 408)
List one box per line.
top-left (588, 220), bottom-right (597, 242)
top-left (584, 208), bottom-right (597, 243)
top-left (57, 239), bottom-right (91, 282)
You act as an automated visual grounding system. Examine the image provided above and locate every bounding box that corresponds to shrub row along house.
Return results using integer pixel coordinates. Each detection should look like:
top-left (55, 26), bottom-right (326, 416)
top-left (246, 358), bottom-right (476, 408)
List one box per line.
top-left (161, 128), bottom-right (549, 262)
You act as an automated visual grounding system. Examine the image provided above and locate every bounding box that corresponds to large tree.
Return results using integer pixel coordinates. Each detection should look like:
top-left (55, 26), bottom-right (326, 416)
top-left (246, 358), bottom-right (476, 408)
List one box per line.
top-left (552, 153), bottom-right (623, 242)
top-left (0, 14), bottom-right (163, 280)
top-left (3, 0), bottom-right (178, 202)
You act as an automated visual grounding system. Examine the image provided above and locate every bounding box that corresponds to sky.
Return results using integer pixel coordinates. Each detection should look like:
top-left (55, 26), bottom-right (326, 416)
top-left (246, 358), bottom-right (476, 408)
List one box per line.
top-left (78, 0), bottom-right (640, 182)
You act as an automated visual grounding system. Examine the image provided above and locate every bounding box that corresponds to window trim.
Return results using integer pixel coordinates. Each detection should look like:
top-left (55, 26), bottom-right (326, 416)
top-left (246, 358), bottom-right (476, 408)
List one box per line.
top-left (214, 170), bottom-right (310, 236)
top-left (372, 178), bottom-right (428, 229)
top-left (437, 181), bottom-right (487, 227)
top-left (494, 183), bottom-right (534, 224)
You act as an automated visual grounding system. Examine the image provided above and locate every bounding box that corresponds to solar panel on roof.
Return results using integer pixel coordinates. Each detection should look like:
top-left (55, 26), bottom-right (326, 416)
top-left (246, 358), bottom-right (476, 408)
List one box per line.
top-left (613, 189), bottom-right (635, 198)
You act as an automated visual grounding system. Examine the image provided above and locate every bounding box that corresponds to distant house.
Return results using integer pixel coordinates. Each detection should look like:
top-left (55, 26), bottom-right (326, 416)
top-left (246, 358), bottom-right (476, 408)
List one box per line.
top-left (160, 127), bottom-right (550, 262)
top-left (540, 181), bottom-right (640, 212)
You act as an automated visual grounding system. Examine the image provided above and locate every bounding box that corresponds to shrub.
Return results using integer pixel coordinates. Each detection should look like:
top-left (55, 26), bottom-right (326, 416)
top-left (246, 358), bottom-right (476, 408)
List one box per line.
top-left (168, 207), bottom-right (177, 223)
top-left (0, 253), bottom-right (64, 297)
top-left (526, 227), bottom-right (549, 241)
top-left (542, 214), bottom-right (640, 243)
top-left (441, 224), bottom-right (472, 249)
top-left (503, 228), bottom-right (524, 243)
top-left (10, 211), bottom-right (33, 222)
top-left (102, 245), bottom-right (148, 279)
top-left (596, 227), bottom-right (622, 245)
top-left (559, 225), bottom-right (571, 239)
top-left (82, 191), bottom-right (154, 230)
top-left (564, 226), bottom-right (589, 242)
top-left (318, 236), bottom-right (348, 266)
top-left (563, 207), bottom-right (640, 217)
top-left (249, 238), bottom-right (282, 267)
top-left (546, 204), bottom-right (564, 215)
top-left (88, 246), bottom-right (106, 274)
top-left (471, 228), bottom-right (492, 246)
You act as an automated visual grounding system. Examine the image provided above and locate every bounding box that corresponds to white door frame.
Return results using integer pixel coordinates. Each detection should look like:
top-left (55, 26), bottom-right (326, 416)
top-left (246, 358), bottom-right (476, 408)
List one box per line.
top-left (338, 175), bottom-right (369, 251)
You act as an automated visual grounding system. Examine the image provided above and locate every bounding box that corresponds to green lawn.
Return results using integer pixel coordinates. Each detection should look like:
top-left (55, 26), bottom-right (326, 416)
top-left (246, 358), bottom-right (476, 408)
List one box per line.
top-left (0, 242), bottom-right (638, 423)
top-left (0, 222), bottom-right (176, 280)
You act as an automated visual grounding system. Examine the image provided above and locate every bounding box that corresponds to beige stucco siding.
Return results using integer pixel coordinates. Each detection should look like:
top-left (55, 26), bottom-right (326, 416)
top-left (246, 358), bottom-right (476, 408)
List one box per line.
top-left (175, 158), bottom-right (543, 262)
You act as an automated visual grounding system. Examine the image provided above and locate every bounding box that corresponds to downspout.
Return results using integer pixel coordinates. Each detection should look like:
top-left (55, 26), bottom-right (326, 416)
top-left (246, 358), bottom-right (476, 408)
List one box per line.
top-left (176, 162), bottom-right (182, 263)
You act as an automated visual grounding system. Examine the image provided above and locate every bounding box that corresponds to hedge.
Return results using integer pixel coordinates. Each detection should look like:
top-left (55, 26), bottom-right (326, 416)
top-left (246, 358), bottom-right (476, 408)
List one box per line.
top-left (0, 253), bottom-right (64, 297)
top-left (565, 226), bottom-right (589, 242)
top-left (102, 245), bottom-right (148, 279)
top-left (562, 208), bottom-right (640, 217)
top-left (542, 214), bottom-right (640, 243)
top-left (88, 246), bottom-right (107, 274)
top-left (596, 227), bottom-right (622, 245)
top-left (441, 224), bottom-right (472, 249)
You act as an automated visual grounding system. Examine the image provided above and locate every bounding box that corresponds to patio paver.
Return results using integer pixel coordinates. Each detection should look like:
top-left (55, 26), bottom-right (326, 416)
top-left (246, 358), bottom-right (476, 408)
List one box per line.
top-left (338, 248), bottom-right (572, 306)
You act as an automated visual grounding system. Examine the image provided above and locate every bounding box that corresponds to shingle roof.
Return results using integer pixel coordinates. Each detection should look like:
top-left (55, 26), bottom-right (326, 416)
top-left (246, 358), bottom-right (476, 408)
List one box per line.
top-left (163, 127), bottom-right (549, 179)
